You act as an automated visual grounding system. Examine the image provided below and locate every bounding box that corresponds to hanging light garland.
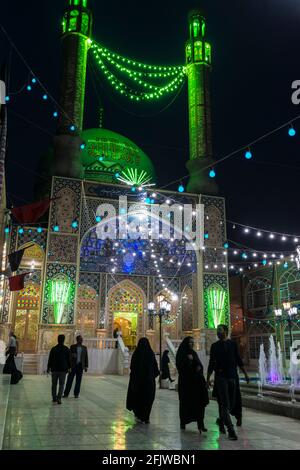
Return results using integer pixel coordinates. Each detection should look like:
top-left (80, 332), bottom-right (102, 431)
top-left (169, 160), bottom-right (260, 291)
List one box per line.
top-left (90, 41), bottom-right (186, 102)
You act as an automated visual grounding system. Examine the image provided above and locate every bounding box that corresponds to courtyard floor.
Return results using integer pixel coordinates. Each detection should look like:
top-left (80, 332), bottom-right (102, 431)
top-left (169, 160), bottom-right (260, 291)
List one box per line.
top-left (1, 375), bottom-right (300, 450)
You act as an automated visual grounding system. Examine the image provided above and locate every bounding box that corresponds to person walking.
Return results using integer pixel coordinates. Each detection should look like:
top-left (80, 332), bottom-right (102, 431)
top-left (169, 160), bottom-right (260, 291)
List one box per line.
top-left (3, 332), bottom-right (22, 384)
top-left (47, 335), bottom-right (70, 405)
top-left (176, 336), bottom-right (209, 433)
top-left (126, 337), bottom-right (160, 424)
top-left (214, 370), bottom-right (243, 433)
top-left (161, 350), bottom-right (174, 382)
top-left (63, 335), bottom-right (88, 399)
top-left (207, 324), bottom-right (249, 441)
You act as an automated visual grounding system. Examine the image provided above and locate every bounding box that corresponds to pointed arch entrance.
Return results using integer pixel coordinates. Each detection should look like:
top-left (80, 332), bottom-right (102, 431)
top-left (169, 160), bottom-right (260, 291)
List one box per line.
top-left (14, 283), bottom-right (40, 352)
top-left (107, 280), bottom-right (146, 349)
top-left (12, 243), bottom-right (44, 352)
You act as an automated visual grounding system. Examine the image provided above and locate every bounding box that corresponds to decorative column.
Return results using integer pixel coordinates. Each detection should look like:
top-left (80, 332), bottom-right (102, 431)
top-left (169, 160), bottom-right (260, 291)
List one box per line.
top-left (185, 10), bottom-right (217, 195)
top-left (53, 0), bottom-right (93, 178)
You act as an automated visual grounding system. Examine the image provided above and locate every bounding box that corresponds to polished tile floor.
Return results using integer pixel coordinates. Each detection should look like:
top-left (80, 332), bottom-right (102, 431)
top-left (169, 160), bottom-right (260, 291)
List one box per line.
top-left (2, 375), bottom-right (300, 450)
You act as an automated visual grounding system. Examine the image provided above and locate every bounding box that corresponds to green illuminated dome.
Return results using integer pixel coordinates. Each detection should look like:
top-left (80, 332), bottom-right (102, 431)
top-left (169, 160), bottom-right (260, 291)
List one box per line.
top-left (80, 128), bottom-right (156, 185)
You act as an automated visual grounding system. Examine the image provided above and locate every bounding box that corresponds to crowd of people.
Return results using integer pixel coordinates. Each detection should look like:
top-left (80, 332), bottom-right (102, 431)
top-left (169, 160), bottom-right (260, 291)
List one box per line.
top-left (3, 323), bottom-right (248, 441)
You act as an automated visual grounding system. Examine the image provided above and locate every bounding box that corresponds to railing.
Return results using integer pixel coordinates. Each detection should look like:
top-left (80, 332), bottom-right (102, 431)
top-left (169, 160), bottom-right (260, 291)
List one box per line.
top-left (164, 333), bottom-right (178, 385)
top-left (84, 338), bottom-right (117, 349)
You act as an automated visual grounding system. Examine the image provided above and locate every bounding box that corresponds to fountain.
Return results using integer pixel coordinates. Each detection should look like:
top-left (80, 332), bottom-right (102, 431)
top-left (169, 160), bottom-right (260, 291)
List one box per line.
top-left (268, 335), bottom-right (280, 383)
top-left (258, 343), bottom-right (267, 386)
top-left (289, 346), bottom-right (298, 388)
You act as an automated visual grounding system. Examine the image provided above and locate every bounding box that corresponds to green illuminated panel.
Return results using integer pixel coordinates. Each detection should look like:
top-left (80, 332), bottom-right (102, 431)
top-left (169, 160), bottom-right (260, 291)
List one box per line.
top-left (49, 278), bottom-right (74, 324)
top-left (205, 284), bottom-right (228, 329)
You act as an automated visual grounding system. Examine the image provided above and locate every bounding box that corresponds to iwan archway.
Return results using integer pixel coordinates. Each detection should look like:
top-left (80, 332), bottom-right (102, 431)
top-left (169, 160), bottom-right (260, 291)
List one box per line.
top-left (107, 280), bottom-right (146, 349)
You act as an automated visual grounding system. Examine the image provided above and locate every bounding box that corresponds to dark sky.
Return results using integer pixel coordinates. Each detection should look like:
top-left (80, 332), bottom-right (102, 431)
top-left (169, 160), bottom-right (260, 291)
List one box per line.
top-left (1, 0), bottom-right (300, 246)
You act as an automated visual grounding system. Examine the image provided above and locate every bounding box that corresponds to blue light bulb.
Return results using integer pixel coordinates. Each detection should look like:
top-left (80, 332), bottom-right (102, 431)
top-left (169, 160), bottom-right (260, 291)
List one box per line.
top-left (204, 233), bottom-right (209, 239)
top-left (288, 127), bottom-right (296, 137)
top-left (37, 227), bottom-right (43, 233)
top-left (80, 144), bottom-right (85, 150)
top-left (178, 184), bottom-right (185, 193)
top-left (72, 221), bottom-right (78, 229)
top-left (245, 150), bottom-right (252, 159)
top-left (99, 156), bottom-right (104, 162)
top-left (43, 94), bottom-right (48, 100)
top-left (131, 186), bottom-right (136, 192)
top-left (224, 243), bottom-right (229, 249)
top-left (27, 85), bottom-right (32, 91)
top-left (53, 225), bottom-right (59, 232)
top-left (95, 216), bottom-right (101, 223)
top-left (4, 227), bottom-right (10, 234)
top-left (5, 96), bottom-right (10, 102)
top-left (262, 260), bottom-right (267, 266)
top-left (70, 125), bottom-right (76, 132)
top-left (145, 198), bottom-right (151, 204)
top-left (53, 111), bottom-right (58, 118)
top-left (18, 228), bottom-right (24, 234)
top-left (209, 169), bottom-right (216, 178)
top-left (115, 173), bottom-right (120, 178)
top-left (284, 262), bottom-right (288, 269)
top-left (32, 78), bottom-right (37, 84)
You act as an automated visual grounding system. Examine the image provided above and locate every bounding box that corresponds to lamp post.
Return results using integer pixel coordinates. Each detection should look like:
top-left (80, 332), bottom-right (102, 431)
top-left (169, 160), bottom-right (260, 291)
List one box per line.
top-left (148, 298), bottom-right (171, 388)
top-left (274, 302), bottom-right (298, 349)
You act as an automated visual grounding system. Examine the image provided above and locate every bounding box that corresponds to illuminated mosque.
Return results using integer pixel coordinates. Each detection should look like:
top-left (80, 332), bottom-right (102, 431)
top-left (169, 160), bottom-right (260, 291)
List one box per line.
top-left (0, 0), bottom-right (230, 363)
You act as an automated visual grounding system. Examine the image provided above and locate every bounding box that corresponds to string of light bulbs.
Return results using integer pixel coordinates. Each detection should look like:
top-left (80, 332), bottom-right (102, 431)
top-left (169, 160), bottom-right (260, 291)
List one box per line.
top-left (90, 41), bottom-right (186, 102)
top-left (0, 25), bottom-right (76, 128)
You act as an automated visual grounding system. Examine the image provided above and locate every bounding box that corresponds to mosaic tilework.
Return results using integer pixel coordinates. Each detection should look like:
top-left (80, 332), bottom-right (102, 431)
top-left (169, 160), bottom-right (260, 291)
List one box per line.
top-left (48, 234), bottom-right (78, 263)
top-left (107, 274), bottom-right (148, 296)
top-left (50, 177), bottom-right (81, 234)
top-left (201, 195), bottom-right (226, 245)
top-left (79, 272), bottom-right (100, 292)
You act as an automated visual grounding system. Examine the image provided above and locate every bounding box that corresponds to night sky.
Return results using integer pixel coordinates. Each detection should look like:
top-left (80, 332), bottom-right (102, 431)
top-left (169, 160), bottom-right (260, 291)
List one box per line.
top-left (1, 0), bottom-right (300, 251)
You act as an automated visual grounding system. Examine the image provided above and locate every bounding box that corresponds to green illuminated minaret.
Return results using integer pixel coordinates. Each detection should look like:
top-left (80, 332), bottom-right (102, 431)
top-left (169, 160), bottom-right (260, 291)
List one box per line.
top-left (53, 0), bottom-right (92, 178)
top-left (185, 10), bottom-right (217, 195)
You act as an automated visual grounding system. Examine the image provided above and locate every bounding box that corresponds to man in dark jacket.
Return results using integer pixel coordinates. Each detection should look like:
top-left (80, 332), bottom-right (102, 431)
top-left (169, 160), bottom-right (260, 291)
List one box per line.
top-left (207, 324), bottom-right (249, 441)
top-left (63, 335), bottom-right (89, 399)
top-left (47, 335), bottom-right (71, 404)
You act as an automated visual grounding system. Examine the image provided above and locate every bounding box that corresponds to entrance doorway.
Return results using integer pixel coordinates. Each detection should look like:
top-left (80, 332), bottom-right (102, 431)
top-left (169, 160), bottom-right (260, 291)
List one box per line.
top-left (14, 283), bottom-right (40, 352)
top-left (113, 312), bottom-right (138, 350)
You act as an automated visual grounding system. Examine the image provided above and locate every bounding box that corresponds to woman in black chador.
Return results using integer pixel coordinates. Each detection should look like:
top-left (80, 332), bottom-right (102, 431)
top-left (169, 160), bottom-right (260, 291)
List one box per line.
top-left (126, 337), bottom-right (160, 424)
top-left (176, 336), bottom-right (209, 433)
top-left (161, 350), bottom-right (174, 382)
top-left (3, 332), bottom-right (23, 384)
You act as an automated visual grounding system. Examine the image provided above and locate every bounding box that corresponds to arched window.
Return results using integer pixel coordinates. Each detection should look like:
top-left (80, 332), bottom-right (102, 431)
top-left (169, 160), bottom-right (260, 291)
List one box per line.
top-left (280, 268), bottom-right (300, 302)
top-left (246, 277), bottom-right (272, 311)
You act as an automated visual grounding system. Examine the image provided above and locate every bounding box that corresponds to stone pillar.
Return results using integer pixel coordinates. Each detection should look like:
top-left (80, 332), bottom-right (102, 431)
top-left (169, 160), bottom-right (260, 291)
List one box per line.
top-left (201, 327), bottom-right (217, 355)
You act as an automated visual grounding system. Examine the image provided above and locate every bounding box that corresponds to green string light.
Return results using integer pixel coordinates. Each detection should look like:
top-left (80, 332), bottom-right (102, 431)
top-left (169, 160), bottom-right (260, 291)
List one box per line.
top-left (90, 41), bottom-right (186, 102)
